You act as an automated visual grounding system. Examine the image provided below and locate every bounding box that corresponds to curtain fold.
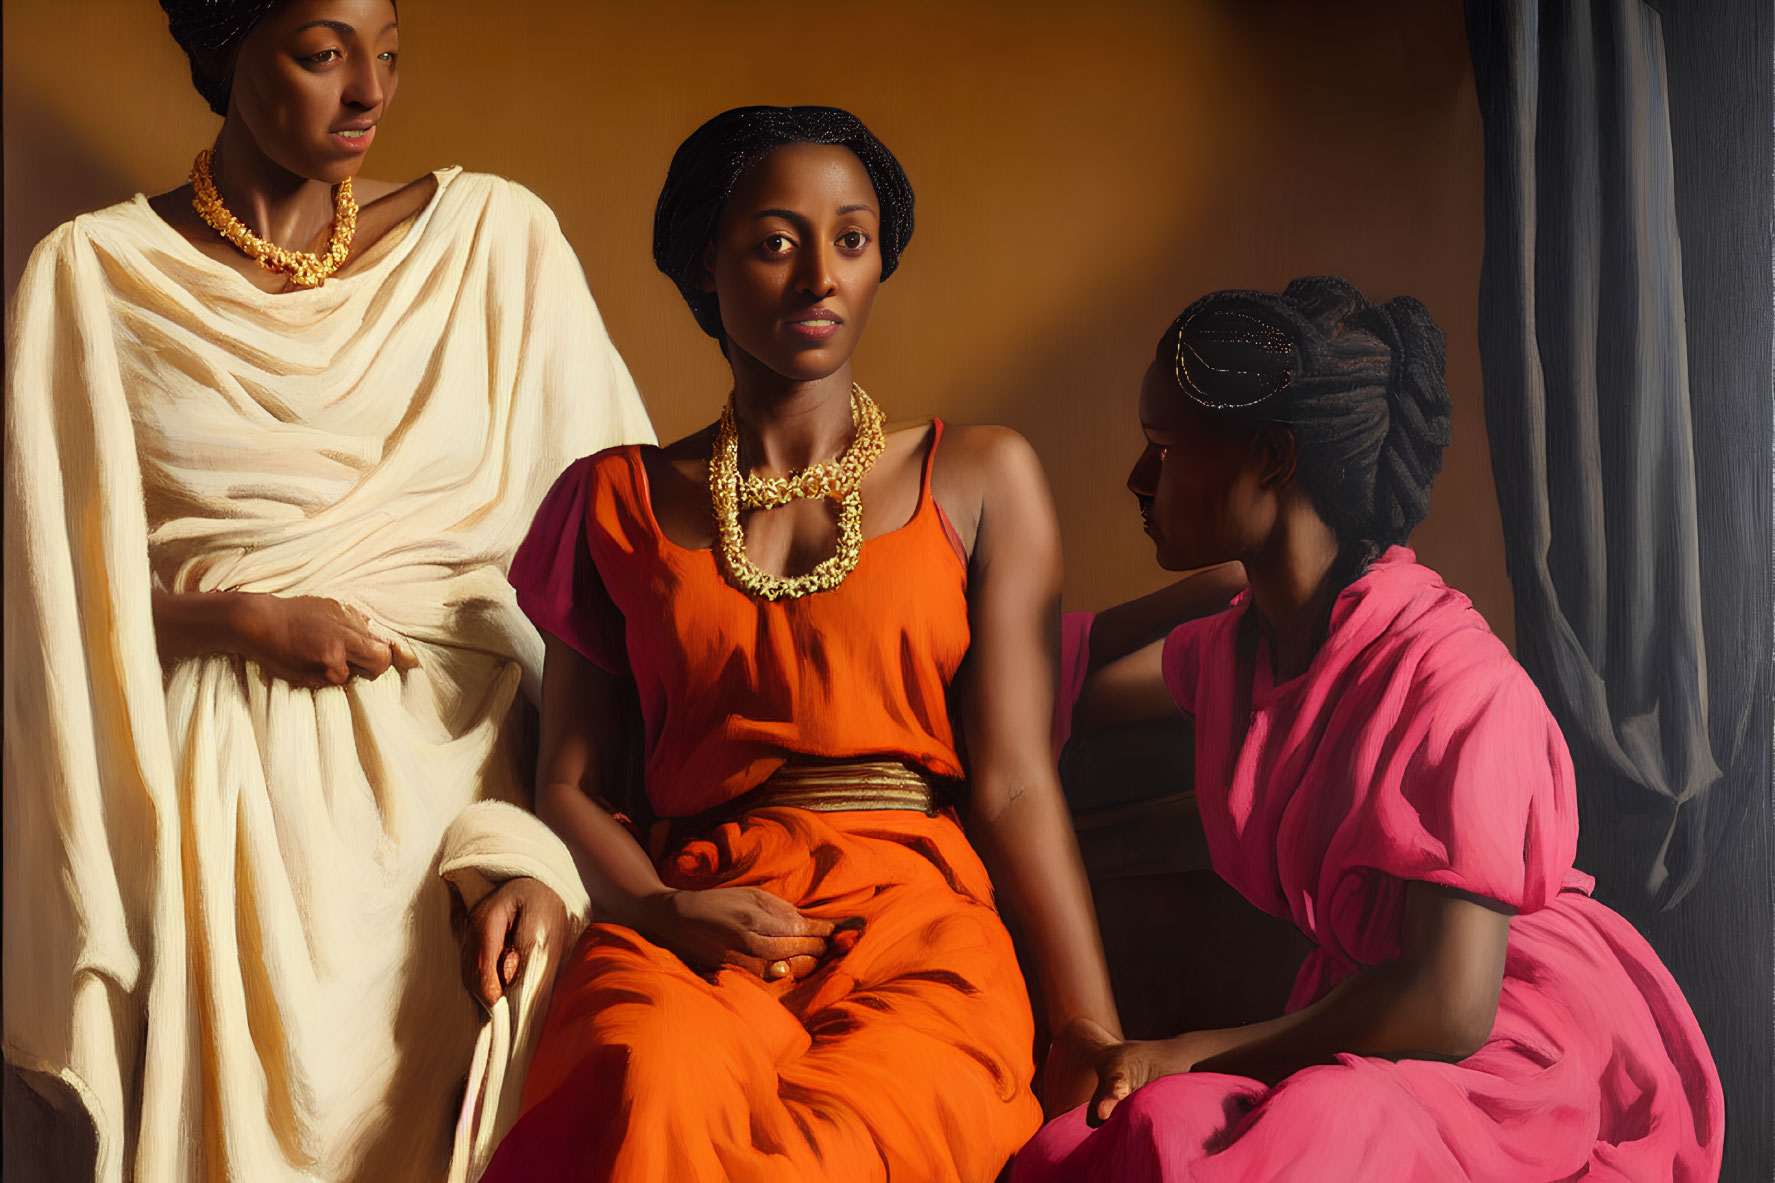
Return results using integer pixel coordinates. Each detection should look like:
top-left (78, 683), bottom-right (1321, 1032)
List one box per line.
top-left (1464, 0), bottom-right (1769, 912)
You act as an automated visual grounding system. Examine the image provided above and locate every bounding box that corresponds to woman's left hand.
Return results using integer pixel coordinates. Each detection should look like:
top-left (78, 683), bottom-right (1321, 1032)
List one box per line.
top-left (461, 876), bottom-right (569, 1009)
top-left (1080, 1026), bottom-right (1219, 1127)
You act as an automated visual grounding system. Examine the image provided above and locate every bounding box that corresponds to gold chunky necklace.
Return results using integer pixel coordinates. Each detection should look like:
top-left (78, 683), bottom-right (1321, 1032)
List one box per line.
top-left (710, 383), bottom-right (887, 601)
top-left (190, 147), bottom-right (357, 288)
top-left (737, 385), bottom-right (887, 509)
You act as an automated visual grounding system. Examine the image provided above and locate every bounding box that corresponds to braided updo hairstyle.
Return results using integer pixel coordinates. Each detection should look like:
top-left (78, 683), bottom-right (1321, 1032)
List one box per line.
top-left (1159, 276), bottom-right (1451, 575)
top-left (159, 0), bottom-right (280, 115)
top-left (653, 106), bottom-right (915, 341)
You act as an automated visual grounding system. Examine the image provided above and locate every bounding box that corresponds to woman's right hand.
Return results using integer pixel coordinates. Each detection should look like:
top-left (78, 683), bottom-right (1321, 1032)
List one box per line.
top-left (231, 594), bottom-right (418, 688)
top-left (153, 590), bottom-right (419, 688)
top-left (636, 887), bottom-right (837, 981)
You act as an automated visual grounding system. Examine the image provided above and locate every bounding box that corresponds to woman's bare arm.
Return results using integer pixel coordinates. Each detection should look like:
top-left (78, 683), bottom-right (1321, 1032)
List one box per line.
top-left (1084, 564), bottom-right (1246, 673)
top-left (1068, 638), bottom-right (1174, 734)
top-left (460, 634), bottom-right (659, 1006)
top-left (948, 428), bottom-right (1123, 1114)
top-left (1086, 881), bottom-right (1510, 1121)
top-left (1063, 564), bottom-right (1244, 735)
top-left (531, 635), bottom-right (672, 927)
top-left (1185, 882), bottom-right (1510, 1082)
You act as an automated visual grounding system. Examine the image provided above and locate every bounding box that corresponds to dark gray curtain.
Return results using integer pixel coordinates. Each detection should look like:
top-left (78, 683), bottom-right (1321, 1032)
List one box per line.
top-left (1465, 1), bottom-right (1772, 1177)
top-left (1464, 0), bottom-right (1770, 911)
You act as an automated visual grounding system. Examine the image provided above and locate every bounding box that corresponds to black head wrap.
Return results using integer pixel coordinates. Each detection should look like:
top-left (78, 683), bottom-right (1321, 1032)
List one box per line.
top-left (1158, 275), bottom-right (1451, 562)
top-left (160, 0), bottom-right (280, 115)
top-left (653, 105), bottom-right (916, 340)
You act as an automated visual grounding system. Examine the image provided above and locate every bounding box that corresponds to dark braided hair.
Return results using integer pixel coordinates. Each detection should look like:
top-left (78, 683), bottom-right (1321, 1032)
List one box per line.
top-left (159, 0), bottom-right (281, 115)
top-left (1159, 276), bottom-right (1451, 576)
top-left (653, 106), bottom-right (915, 341)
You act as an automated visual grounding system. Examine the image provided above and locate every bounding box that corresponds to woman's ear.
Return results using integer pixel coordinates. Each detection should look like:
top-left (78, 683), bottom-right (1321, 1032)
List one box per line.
top-left (1253, 425), bottom-right (1298, 490)
top-left (695, 240), bottom-right (718, 294)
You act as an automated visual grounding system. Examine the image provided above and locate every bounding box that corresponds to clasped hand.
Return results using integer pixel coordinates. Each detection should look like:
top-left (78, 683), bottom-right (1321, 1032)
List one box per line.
top-left (638, 886), bottom-right (841, 981)
top-left (461, 882), bottom-right (841, 1008)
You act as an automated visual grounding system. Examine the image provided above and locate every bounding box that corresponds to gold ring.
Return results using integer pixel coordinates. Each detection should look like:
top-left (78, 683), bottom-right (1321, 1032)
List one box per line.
top-left (765, 959), bottom-right (792, 980)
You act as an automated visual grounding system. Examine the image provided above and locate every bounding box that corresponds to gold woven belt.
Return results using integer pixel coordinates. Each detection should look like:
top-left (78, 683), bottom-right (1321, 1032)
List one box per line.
top-left (749, 758), bottom-right (943, 813)
top-left (658, 761), bottom-right (946, 852)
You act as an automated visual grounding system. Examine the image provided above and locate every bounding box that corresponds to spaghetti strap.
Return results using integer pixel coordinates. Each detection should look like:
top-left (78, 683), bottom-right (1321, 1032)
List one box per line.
top-left (921, 419), bottom-right (968, 569)
top-left (920, 417), bottom-right (946, 502)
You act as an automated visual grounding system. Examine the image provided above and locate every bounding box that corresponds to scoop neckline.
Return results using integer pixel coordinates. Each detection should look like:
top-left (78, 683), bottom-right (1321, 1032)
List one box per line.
top-left (132, 165), bottom-right (461, 298)
top-left (625, 419), bottom-right (963, 578)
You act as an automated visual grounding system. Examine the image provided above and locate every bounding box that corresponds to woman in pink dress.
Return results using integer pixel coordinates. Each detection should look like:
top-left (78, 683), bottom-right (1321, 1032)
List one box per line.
top-left (1017, 277), bottom-right (1723, 1182)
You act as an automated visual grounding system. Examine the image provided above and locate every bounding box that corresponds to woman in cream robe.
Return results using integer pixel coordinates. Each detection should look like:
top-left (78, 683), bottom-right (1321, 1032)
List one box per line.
top-left (3, 154), bottom-right (653, 1183)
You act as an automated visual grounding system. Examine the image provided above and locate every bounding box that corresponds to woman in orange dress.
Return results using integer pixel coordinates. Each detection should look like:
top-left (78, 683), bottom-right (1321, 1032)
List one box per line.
top-left (474, 106), bottom-right (1121, 1181)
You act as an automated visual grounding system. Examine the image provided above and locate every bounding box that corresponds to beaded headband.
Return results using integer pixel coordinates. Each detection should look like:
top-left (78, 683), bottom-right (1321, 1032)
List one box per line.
top-left (1171, 309), bottom-right (1295, 410)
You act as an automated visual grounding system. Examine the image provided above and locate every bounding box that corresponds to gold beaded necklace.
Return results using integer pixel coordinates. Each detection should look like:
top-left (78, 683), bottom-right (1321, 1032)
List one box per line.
top-left (710, 383), bottom-right (887, 601)
top-left (190, 147), bottom-right (358, 288)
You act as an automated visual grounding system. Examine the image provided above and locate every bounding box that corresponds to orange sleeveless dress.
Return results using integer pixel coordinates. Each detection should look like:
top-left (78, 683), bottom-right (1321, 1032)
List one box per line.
top-left (485, 421), bottom-right (1044, 1182)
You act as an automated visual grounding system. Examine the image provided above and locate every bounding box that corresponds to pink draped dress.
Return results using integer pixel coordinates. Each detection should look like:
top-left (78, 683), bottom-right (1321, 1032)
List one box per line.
top-left (1015, 548), bottom-right (1722, 1182)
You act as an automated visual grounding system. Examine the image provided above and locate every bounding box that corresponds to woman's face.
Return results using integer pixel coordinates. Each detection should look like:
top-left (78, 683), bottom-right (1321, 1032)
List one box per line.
top-left (702, 142), bottom-right (884, 383)
top-left (1128, 359), bottom-right (1276, 571)
top-left (227, 0), bottom-right (400, 183)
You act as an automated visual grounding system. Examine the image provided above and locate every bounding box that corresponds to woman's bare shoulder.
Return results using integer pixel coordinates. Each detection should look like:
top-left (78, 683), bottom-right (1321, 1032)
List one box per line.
top-left (930, 421), bottom-right (1047, 492)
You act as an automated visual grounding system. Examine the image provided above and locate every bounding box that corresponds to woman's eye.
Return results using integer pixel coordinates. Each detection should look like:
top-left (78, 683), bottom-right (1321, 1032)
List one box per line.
top-left (762, 234), bottom-right (794, 254)
top-left (838, 230), bottom-right (870, 251)
top-left (305, 48), bottom-right (341, 65)
top-left (378, 51), bottom-right (398, 63)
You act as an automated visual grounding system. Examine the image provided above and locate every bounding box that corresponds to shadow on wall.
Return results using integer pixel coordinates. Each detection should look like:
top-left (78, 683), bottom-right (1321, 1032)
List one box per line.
top-left (2, 83), bottom-right (136, 303)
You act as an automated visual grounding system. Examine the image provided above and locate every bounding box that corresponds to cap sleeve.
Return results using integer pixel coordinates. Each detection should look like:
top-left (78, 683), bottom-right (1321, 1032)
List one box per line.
top-left (508, 456), bottom-right (628, 674)
top-left (1319, 637), bottom-right (1582, 959)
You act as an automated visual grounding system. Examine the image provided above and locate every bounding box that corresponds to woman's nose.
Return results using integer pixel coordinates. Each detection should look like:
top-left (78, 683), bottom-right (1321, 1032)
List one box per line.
top-left (342, 59), bottom-right (386, 111)
top-left (796, 242), bottom-right (837, 298)
top-left (1128, 446), bottom-right (1160, 497)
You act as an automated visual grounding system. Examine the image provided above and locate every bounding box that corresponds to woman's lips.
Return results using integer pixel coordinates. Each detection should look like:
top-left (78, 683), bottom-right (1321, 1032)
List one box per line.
top-left (330, 124), bottom-right (376, 153)
top-left (786, 313), bottom-right (842, 341)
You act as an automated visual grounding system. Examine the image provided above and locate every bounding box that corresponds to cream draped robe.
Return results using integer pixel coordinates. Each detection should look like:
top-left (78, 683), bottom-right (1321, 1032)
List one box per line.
top-left (4, 167), bottom-right (654, 1182)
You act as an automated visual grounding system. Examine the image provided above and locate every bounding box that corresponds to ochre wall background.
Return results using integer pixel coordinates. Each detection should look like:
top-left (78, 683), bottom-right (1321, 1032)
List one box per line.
top-left (3, 0), bottom-right (1511, 641)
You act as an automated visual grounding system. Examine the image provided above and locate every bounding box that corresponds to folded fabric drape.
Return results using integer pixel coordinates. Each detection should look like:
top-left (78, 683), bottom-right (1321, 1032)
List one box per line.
top-left (3, 167), bottom-right (653, 1182)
